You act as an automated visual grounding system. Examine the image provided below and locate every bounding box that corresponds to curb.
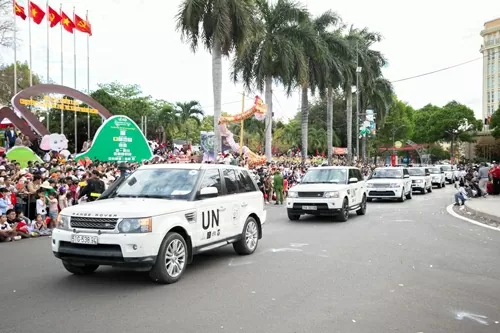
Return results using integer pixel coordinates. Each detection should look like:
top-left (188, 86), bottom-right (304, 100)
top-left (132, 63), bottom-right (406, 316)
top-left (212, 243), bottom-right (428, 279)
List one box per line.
top-left (446, 204), bottom-right (500, 232)
top-left (464, 201), bottom-right (500, 223)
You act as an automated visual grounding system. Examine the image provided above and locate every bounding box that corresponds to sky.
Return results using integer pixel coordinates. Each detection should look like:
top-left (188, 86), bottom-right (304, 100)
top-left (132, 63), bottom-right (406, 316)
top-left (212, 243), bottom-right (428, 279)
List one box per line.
top-left (4, 0), bottom-right (500, 122)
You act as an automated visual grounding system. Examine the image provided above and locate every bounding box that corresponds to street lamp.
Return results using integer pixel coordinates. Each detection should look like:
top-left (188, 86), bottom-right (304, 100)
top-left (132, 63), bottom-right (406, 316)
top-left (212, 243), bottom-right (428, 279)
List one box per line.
top-left (355, 65), bottom-right (362, 161)
top-left (446, 129), bottom-right (459, 164)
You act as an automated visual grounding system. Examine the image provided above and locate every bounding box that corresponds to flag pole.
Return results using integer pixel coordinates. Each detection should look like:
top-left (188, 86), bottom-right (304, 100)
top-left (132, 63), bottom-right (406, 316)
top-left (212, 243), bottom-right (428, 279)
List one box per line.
top-left (59, 3), bottom-right (64, 134)
top-left (73, 6), bottom-right (77, 154)
top-left (86, 10), bottom-right (90, 140)
top-left (13, 0), bottom-right (17, 95)
top-left (46, 0), bottom-right (50, 132)
top-left (28, 0), bottom-right (33, 86)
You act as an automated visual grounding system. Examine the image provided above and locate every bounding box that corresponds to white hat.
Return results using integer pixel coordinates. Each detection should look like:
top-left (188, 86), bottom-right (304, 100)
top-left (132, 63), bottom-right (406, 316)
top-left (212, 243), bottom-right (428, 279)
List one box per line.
top-left (40, 181), bottom-right (52, 189)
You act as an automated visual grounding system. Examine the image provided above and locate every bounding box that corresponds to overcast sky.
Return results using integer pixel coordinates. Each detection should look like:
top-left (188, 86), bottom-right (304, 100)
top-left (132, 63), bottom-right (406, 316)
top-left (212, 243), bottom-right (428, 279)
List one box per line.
top-left (5, 0), bottom-right (500, 121)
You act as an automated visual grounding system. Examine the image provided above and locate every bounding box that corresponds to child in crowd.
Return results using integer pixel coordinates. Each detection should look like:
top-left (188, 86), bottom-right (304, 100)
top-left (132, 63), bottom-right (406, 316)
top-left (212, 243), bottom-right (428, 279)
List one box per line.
top-left (36, 189), bottom-right (47, 220)
top-left (454, 181), bottom-right (469, 206)
top-left (47, 192), bottom-right (59, 228)
top-left (31, 214), bottom-right (51, 236)
top-left (0, 187), bottom-right (8, 214)
top-left (58, 187), bottom-right (68, 211)
top-left (0, 213), bottom-right (21, 241)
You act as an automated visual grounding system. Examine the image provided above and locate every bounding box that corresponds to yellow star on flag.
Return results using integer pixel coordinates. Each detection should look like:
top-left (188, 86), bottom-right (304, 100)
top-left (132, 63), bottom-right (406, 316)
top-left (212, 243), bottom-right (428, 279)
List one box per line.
top-left (31, 9), bottom-right (37, 16)
top-left (63, 18), bottom-right (70, 25)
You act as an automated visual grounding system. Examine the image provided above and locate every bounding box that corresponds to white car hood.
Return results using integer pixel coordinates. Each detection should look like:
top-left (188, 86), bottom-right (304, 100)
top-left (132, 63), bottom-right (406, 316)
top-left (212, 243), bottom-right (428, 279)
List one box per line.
top-left (290, 183), bottom-right (349, 191)
top-left (410, 176), bottom-right (426, 180)
top-left (61, 198), bottom-right (195, 218)
top-left (367, 178), bottom-right (403, 184)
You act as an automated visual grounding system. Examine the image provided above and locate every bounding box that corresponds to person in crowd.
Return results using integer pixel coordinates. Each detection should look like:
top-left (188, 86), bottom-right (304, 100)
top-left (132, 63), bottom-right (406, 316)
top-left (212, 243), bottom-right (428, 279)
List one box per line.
top-left (454, 181), bottom-right (469, 206)
top-left (79, 169), bottom-right (105, 202)
top-left (0, 213), bottom-right (21, 241)
top-left (477, 163), bottom-right (490, 198)
top-left (47, 192), bottom-right (59, 228)
top-left (489, 161), bottom-right (500, 195)
top-left (35, 189), bottom-right (47, 221)
top-left (6, 208), bottom-right (30, 238)
top-left (4, 125), bottom-right (17, 151)
top-left (273, 169), bottom-right (284, 205)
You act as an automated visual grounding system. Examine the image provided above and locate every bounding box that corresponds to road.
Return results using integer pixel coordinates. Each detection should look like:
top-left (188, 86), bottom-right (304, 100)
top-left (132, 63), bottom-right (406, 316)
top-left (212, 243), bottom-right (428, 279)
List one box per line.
top-left (1, 186), bottom-right (499, 333)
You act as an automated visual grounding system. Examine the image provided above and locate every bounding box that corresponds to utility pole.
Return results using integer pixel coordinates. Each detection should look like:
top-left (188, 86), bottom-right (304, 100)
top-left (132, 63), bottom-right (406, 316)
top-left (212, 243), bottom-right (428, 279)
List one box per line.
top-left (355, 42), bottom-right (361, 162)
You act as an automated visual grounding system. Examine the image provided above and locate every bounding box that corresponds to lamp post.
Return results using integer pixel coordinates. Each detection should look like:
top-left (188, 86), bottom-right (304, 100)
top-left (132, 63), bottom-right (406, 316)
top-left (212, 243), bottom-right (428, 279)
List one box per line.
top-left (355, 64), bottom-right (362, 162)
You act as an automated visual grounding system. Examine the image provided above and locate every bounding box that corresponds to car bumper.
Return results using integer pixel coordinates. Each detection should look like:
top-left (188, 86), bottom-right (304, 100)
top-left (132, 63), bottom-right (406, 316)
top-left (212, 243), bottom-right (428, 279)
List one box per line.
top-left (366, 187), bottom-right (403, 199)
top-left (51, 229), bottom-right (161, 267)
top-left (431, 178), bottom-right (442, 184)
top-left (286, 197), bottom-right (344, 216)
top-left (411, 183), bottom-right (426, 190)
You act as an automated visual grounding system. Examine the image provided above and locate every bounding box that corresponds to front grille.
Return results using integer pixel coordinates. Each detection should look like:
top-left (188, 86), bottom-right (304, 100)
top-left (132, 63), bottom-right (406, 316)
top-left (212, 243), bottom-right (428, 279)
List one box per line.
top-left (372, 183), bottom-right (390, 188)
top-left (298, 192), bottom-right (324, 198)
top-left (369, 190), bottom-right (395, 196)
top-left (412, 180), bottom-right (417, 183)
top-left (70, 217), bottom-right (119, 230)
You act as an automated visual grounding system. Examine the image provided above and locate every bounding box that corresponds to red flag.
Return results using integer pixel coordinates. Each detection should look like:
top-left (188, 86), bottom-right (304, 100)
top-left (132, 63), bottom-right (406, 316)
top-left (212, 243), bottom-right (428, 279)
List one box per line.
top-left (14, 1), bottom-right (27, 20)
top-left (74, 14), bottom-right (92, 36)
top-left (48, 6), bottom-right (61, 28)
top-left (61, 11), bottom-right (75, 33)
top-left (29, 1), bottom-right (45, 25)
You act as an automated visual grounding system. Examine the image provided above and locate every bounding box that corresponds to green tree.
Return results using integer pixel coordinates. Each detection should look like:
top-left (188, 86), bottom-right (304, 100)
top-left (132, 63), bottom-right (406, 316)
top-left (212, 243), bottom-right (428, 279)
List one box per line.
top-left (411, 104), bottom-right (440, 144)
top-left (488, 107), bottom-right (500, 139)
top-left (176, 0), bottom-right (256, 155)
top-left (0, 61), bottom-right (42, 105)
top-left (0, 0), bottom-right (15, 48)
top-left (376, 98), bottom-right (414, 147)
top-left (174, 101), bottom-right (204, 142)
top-left (231, 0), bottom-right (311, 161)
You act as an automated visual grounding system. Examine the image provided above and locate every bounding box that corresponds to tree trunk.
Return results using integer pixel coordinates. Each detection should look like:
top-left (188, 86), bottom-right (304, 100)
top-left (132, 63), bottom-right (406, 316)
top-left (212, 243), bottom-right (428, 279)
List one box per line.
top-left (211, 43), bottom-right (222, 155)
top-left (346, 82), bottom-right (353, 163)
top-left (264, 76), bottom-right (273, 162)
top-left (300, 84), bottom-right (309, 162)
top-left (326, 86), bottom-right (333, 166)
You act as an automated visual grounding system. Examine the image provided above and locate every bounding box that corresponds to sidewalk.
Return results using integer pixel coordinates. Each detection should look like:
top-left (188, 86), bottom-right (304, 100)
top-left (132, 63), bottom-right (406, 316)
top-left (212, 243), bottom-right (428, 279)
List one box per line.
top-left (464, 196), bottom-right (500, 224)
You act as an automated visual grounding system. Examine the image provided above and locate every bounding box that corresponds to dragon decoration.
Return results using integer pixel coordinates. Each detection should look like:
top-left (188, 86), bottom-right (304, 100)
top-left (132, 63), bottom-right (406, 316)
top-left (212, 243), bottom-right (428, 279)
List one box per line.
top-left (218, 96), bottom-right (267, 167)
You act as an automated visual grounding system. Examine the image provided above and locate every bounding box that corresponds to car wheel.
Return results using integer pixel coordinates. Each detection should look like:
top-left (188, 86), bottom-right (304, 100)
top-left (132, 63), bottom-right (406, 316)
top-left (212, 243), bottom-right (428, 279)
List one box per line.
top-left (398, 189), bottom-right (405, 202)
top-left (367, 198), bottom-right (373, 202)
top-left (421, 188), bottom-right (426, 194)
top-left (287, 212), bottom-right (300, 221)
top-left (437, 182), bottom-right (441, 188)
top-left (149, 232), bottom-right (187, 284)
top-left (62, 262), bottom-right (99, 275)
top-left (233, 216), bottom-right (259, 255)
top-left (428, 185), bottom-right (432, 193)
top-left (356, 194), bottom-right (367, 215)
top-left (406, 188), bottom-right (413, 199)
top-left (336, 198), bottom-right (349, 222)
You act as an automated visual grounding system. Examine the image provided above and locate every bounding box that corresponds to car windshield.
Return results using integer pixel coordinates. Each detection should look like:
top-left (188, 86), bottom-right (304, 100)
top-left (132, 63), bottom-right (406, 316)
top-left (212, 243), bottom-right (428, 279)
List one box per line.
top-left (440, 165), bottom-right (452, 171)
top-left (428, 167), bottom-right (440, 174)
top-left (301, 168), bottom-right (348, 184)
top-left (112, 168), bottom-right (200, 200)
top-left (408, 168), bottom-right (425, 176)
top-left (371, 168), bottom-right (403, 179)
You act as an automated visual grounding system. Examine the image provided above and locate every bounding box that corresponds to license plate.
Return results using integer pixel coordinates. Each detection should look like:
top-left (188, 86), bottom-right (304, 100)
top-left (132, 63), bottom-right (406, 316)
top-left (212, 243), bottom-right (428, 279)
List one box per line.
top-left (71, 234), bottom-right (98, 245)
top-left (302, 206), bottom-right (317, 210)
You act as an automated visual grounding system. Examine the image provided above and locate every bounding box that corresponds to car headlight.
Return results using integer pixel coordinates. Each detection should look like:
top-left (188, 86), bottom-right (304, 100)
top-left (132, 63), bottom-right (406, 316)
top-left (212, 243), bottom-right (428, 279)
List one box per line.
top-left (288, 191), bottom-right (298, 198)
top-left (389, 183), bottom-right (400, 188)
top-left (56, 214), bottom-right (70, 230)
top-left (366, 183), bottom-right (374, 188)
top-left (118, 218), bottom-right (152, 233)
top-left (415, 179), bottom-right (423, 183)
top-left (324, 191), bottom-right (339, 198)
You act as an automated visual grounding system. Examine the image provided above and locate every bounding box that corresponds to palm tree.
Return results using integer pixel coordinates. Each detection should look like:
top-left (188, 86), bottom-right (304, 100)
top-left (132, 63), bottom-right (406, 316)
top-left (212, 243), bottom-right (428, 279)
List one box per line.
top-left (298, 11), bottom-right (343, 163)
top-left (231, 0), bottom-right (311, 162)
top-left (175, 101), bottom-right (204, 142)
top-left (176, 0), bottom-right (255, 154)
top-left (155, 102), bottom-right (179, 143)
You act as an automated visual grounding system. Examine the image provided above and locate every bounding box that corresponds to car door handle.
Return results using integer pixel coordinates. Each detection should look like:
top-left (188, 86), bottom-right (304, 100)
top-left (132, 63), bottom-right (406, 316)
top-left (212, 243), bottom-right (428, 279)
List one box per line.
top-left (241, 203), bottom-right (248, 207)
top-left (219, 207), bottom-right (227, 211)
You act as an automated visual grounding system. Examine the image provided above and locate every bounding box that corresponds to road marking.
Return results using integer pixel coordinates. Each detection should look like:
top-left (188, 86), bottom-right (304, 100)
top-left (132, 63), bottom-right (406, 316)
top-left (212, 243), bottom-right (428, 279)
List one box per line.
top-left (455, 311), bottom-right (489, 325)
top-left (289, 243), bottom-right (309, 248)
top-left (446, 204), bottom-right (500, 232)
top-left (228, 259), bottom-right (253, 267)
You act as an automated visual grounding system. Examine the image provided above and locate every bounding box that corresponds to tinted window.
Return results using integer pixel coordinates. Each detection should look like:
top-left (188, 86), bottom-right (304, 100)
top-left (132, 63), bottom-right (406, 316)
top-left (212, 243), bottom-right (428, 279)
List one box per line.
top-left (198, 169), bottom-right (222, 198)
top-left (236, 170), bottom-right (257, 192)
top-left (355, 169), bottom-right (363, 180)
top-left (408, 168), bottom-right (425, 176)
top-left (223, 169), bottom-right (239, 195)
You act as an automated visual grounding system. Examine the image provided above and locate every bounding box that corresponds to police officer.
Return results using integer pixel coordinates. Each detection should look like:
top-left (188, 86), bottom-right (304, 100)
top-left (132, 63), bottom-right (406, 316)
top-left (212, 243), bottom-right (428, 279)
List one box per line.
top-left (80, 170), bottom-right (105, 202)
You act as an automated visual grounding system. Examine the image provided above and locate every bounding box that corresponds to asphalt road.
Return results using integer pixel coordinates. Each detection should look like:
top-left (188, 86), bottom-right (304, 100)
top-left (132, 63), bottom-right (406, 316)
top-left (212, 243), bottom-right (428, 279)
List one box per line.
top-left (1, 186), bottom-right (500, 333)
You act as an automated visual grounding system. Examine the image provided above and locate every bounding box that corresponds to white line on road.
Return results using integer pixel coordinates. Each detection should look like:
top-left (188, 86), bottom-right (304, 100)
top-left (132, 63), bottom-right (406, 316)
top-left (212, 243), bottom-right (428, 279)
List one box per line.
top-left (446, 204), bottom-right (500, 232)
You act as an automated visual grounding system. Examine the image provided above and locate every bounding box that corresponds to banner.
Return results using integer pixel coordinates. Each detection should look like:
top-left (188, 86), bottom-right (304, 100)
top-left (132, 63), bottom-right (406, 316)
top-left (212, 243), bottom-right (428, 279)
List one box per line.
top-left (332, 147), bottom-right (348, 155)
top-left (200, 131), bottom-right (215, 162)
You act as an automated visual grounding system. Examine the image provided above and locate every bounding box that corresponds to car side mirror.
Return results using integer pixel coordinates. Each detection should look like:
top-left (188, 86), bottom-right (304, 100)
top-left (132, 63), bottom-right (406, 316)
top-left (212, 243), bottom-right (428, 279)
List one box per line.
top-left (403, 174), bottom-right (410, 178)
top-left (348, 177), bottom-right (358, 184)
top-left (425, 173), bottom-right (430, 176)
top-left (199, 186), bottom-right (218, 198)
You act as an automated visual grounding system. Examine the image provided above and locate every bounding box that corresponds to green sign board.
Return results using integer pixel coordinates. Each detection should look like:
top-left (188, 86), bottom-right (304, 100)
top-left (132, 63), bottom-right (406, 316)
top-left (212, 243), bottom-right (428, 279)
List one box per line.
top-left (75, 115), bottom-right (153, 163)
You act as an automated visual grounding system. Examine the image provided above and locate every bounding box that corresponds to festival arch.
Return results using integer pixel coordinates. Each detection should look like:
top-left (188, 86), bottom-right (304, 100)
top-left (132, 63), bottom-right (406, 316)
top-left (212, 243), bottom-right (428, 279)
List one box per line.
top-left (0, 106), bottom-right (38, 141)
top-left (11, 83), bottom-right (113, 136)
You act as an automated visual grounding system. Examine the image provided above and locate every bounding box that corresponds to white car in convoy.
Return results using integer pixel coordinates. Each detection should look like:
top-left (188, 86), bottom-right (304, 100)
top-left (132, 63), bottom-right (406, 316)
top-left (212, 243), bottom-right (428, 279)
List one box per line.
top-left (436, 164), bottom-right (454, 183)
top-left (428, 166), bottom-right (446, 188)
top-left (366, 167), bottom-right (412, 202)
top-left (52, 164), bottom-right (266, 284)
top-left (286, 166), bottom-right (367, 222)
top-left (408, 167), bottom-right (432, 194)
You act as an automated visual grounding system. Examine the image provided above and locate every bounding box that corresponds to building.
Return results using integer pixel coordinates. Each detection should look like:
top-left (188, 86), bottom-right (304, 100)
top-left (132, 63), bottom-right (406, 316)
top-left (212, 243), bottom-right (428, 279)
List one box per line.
top-left (481, 18), bottom-right (500, 125)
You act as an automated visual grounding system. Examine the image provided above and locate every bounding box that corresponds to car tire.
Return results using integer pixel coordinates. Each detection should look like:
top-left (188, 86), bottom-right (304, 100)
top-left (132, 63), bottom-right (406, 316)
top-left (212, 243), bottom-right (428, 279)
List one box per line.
top-left (398, 189), bottom-right (405, 202)
top-left (356, 195), bottom-right (367, 215)
top-left (336, 198), bottom-right (349, 222)
top-left (420, 188), bottom-right (426, 194)
top-left (367, 198), bottom-right (373, 202)
top-left (287, 212), bottom-right (300, 221)
top-left (436, 183), bottom-right (441, 188)
top-left (233, 216), bottom-right (259, 255)
top-left (149, 232), bottom-right (188, 284)
top-left (406, 188), bottom-right (413, 199)
top-left (428, 185), bottom-right (432, 193)
top-left (62, 262), bottom-right (99, 275)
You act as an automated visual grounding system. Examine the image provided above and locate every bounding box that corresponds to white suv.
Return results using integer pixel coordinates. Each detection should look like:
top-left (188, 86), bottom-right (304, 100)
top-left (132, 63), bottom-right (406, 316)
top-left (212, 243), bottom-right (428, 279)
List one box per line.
top-left (366, 167), bottom-right (412, 202)
top-left (428, 166), bottom-right (446, 188)
top-left (408, 167), bottom-right (433, 194)
top-left (52, 164), bottom-right (266, 284)
top-left (286, 166), bottom-right (367, 222)
top-left (436, 164), bottom-right (454, 184)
